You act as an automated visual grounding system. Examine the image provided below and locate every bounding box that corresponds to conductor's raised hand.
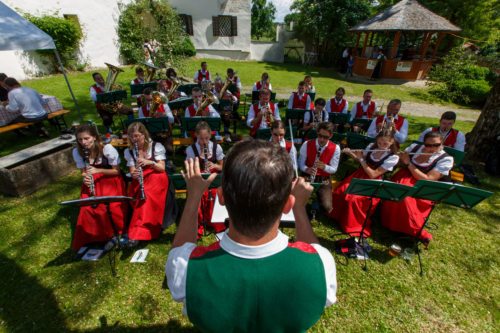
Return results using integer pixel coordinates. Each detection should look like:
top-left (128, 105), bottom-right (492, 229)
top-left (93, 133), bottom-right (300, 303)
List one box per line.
top-left (291, 177), bottom-right (313, 208)
top-left (182, 157), bottom-right (217, 198)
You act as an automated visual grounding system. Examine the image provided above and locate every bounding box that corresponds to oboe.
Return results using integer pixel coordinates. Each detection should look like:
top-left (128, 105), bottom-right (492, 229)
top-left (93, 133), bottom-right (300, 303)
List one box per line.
top-left (133, 141), bottom-right (146, 200)
top-left (83, 148), bottom-right (96, 197)
top-left (309, 145), bottom-right (323, 183)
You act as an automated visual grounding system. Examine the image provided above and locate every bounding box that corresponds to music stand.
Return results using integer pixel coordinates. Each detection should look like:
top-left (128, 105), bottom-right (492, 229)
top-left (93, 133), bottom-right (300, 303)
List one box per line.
top-left (410, 180), bottom-right (492, 275)
top-left (168, 97), bottom-right (193, 110)
top-left (345, 179), bottom-right (415, 270)
top-left (347, 132), bottom-right (375, 150)
top-left (350, 118), bottom-right (372, 132)
top-left (130, 82), bottom-right (157, 96)
top-left (60, 195), bottom-right (134, 276)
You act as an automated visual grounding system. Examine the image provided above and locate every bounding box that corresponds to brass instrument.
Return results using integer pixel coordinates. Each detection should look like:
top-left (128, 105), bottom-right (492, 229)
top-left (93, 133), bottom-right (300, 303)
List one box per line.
top-left (166, 77), bottom-right (180, 99)
top-left (83, 148), bottom-right (96, 197)
top-left (378, 115), bottom-right (395, 133)
top-left (309, 145), bottom-right (323, 183)
top-left (144, 62), bottom-right (160, 82)
top-left (218, 73), bottom-right (235, 99)
top-left (196, 90), bottom-right (219, 117)
top-left (150, 91), bottom-right (167, 118)
top-left (375, 101), bottom-right (385, 116)
top-left (102, 63), bottom-right (125, 114)
top-left (261, 102), bottom-right (274, 127)
top-left (133, 141), bottom-right (146, 200)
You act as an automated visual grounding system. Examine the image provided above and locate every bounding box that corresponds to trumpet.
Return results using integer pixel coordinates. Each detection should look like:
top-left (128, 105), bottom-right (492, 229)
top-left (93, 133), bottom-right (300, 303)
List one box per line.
top-left (83, 148), bottom-right (96, 197)
top-left (260, 102), bottom-right (274, 127)
top-left (309, 145), bottom-right (323, 183)
top-left (133, 141), bottom-right (146, 201)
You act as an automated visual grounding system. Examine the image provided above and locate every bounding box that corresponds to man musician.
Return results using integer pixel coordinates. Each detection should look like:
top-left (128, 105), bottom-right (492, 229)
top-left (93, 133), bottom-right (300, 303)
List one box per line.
top-left (131, 67), bottom-right (146, 85)
top-left (137, 87), bottom-right (174, 122)
top-left (417, 111), bottom-right (466, 151)
top-left (193, 62), bottom-right (211, 84)
top-left (252, 72), bottom-right (272, 91)
top-left (367, 99), bottom-right (408, 144)
top-left (287, 81), bottom-right (312, 110)
top-left (246, 88), bottom-right (281, 138)
top-left (185, 87), bottom-right (220, 118)
top-left (326, 87), bottom-right (348, 114)
top-left (350, 89), bottom-right (377, 122)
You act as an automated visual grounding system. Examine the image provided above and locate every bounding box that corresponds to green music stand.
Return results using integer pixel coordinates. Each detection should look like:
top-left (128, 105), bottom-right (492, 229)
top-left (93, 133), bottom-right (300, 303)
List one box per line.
top-left (331, 133), bottom-right (347, 145)
top-left (350, 117), bottom-right (372, 132)
top-left (181, 117), bottom-right (221, 133)
top-left (307, 92), bottom-right (316, 101)
top-left (410, 180), bottom-right (492, 275)
top-left (96, 90), bottom-right (127, 103)
top-left (345, 178), bottom-right (415, 270)
top-left (285, 109), bottom-right (307, 122)
top-left (130, 82), bottom-right (157, 96)
top-left (124, 117), bottom-right (171, 135)
top-left (329, 113), bottom-right (350, 125)
top-left (168, 97), bottom-right (193, 110)
top-left (347, 132), bottom-right (375, 150)
top-left (177, 83), bottom-right (199, 96)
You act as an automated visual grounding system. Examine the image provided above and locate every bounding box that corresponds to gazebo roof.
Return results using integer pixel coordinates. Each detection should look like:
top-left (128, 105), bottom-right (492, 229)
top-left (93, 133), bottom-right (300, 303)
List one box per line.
top-left (350, 0), bottom-right (461, 32)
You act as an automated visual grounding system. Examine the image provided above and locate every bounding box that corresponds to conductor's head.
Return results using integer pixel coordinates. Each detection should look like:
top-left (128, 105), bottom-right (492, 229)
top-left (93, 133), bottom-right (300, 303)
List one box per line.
top-left (220, 140), bottom-right (294, 240)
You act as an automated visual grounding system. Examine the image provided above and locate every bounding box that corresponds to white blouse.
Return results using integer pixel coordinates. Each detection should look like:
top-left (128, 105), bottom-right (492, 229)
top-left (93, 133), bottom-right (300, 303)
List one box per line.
top-left (405, 143), bottom-right (454, 175)
top-left (72, 144), bottom-right (120, 169)
top-left (124, 140), bottom-right (166, 167)
top-left (363, 143), bottom-right (399, 171)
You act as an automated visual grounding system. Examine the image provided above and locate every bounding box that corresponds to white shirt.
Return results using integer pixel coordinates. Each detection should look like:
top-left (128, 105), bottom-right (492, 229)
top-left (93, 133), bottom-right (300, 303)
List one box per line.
top-left (350, 101), bottom-right (378, 122)
top-left (298, 140), bottom-right (340, 174)
top-left (418, 127), bottom-right (466, 152)
top-left (252, 81), bottom-right (273, 91)
top-left (367, 114), bottom-right (409, 144)
top-left (287, 92), bottom-right (312, 110)
top-left (138, 102), bottom-right (174, 124)
top-left (184, 104), bottom-right (220, 118)
top-left (124, 141), bottom-right (167, 167)
top-left (72, 144), bottom-right (120, 169)
top-left (89, 84), bottom-right (105, 103)
top-left (303, 109), bottom-right (329, 124)
top-left (193, 70), bottom-right (211, 82)
top-left (246, 103), bottom-right (281, 129)
top-left (271, 137), bottom-right (298, 169)
top-left (130, 78), bottom-right (145, 85)
top-left (185, 141), bottom-right (224, 161)
top-left (363, 143), bottom-right (399, 171)
top-left (325, 98), bottom-right (349, 114)
top-left (6, 87), bottom-right (47, 119)
top-left (405, 143), bottom-right (454, 175)
top-left (165, 230), bottom-right (337, 312)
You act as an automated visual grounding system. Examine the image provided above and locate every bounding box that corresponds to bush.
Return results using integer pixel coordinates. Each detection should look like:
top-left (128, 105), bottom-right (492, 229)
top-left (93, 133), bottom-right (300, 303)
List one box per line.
top-left (453, 79), bottom-right (492, 105)
top-left (24, 14), bottom-right (83, 70)
top-left (173, 37), bottom-right (196, 57)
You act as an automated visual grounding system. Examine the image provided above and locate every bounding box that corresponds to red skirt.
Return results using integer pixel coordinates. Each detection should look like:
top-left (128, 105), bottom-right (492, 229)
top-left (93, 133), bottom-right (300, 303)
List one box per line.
top-left (380, 168), bottom-right (433, 241)
top-left (197, 188), bottom-right (226, 236)
top-left (329, 168), bottom-right (381, 237)
top-left (128, 168), bottom-right (169, 240)
top-left (72, 173), bottom-right (128, 250)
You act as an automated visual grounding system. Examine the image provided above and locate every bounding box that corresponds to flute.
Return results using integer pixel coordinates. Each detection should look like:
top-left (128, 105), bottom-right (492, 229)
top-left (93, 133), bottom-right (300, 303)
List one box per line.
top-left (342, 148), bottom-right (390, 153)
top-left (83, 148), bottom-right (96, 197)
top-left (133, 141), bottom-right (146, 200)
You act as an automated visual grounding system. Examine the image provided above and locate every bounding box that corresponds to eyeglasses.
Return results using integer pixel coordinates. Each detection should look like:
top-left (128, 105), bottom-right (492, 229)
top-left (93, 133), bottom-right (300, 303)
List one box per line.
top-left (424, 143), bottom-right (442, 147)
top-left (317, 134), bottom-right (330, 140)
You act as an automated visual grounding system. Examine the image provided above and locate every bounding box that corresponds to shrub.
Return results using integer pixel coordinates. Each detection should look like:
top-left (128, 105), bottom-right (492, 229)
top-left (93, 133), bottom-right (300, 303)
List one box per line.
top-left (453, 79), bottom-right (492, 105)
top-left (173, 37), bottom-right (196, 57)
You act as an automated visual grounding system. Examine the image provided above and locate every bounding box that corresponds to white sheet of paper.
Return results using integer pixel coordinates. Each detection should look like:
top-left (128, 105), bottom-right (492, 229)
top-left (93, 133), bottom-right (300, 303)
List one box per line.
top-left (130, 249), bottom-right (149, 263)
top-left (211, 194), bottom-right (295, 224)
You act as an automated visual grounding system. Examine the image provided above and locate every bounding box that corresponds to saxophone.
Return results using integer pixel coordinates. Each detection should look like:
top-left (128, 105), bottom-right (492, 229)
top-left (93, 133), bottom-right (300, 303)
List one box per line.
top-left (133, 141), bottom-right (146, 200)
top-left (309, 145), bottom-right (323, 183)
top-left (83, 148), bottom-right (96, 197)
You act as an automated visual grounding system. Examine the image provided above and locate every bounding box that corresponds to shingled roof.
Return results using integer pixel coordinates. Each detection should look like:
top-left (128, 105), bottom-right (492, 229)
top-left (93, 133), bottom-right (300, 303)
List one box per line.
top-left (350, 0), bottom-right (461, 32)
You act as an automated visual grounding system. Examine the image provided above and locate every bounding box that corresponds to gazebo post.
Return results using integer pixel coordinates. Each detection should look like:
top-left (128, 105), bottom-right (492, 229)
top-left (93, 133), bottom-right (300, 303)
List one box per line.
top-left (419, 32), bottom-right (432, 60)
top-left (390, 31), bottom-right (402, 59)
top-left (354, 32), bottom-right (361, 55)
top-left (361, 32), bottom-right (370, 58)
top-left (432, 32), bottom-right (446, 58)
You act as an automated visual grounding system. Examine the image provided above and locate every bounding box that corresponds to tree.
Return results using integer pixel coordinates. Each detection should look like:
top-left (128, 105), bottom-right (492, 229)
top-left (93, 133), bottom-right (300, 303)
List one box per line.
top-left (251, 0), bottom-right (276, 40)
top-left (289, 0), bottom-right (371, 65)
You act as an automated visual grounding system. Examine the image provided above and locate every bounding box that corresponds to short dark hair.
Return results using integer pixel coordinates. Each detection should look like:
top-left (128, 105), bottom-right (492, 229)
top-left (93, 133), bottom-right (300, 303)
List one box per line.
top-left (0, 73), bottom-right (7, 81)
top-left (441, 111), bottom-right (456, 121)
top-left (92, 72), bottom-right (102, 80)
top-left (261, 72), bottom-right (269, 80)
top-left (4, 78), bottom-right (20, 88)
top-left (222, 140), bottom-right (293, 239)
top-left (135, 67), bottom-right (144, 74)
top-left (259, 88), bottom-right (271, 96)
top-left (363, 89), bottom-right (373, 95)
top-left (317, 122), bottom-right (334, 134)
top-left (201, 61), bottom-right (207, 66)
top-left (388, 99), bottom-right (402, 107)
top-left (315, 98), bottom-right (326, 107)
top-left (424, 131), bottom-right (443, 143)
top-left (271, 120), bottom-right (285, 131)
top-left (298, 81), bottom-right (306, 87)
top-left (192, 86), bottom-right (202, 94)
top-left (335, 87), bottom-right (345, 95)
top-left (143, 87), bottom-right (153, 95)
top-left (166, 68), bottom-right (177, 78)
top-left (227, 68), bottom-right (234, 74)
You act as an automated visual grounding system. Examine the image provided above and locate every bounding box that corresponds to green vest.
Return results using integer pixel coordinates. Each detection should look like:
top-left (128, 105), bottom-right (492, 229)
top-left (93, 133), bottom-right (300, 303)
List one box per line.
top-left (186, 241), bottom-right (327, 333)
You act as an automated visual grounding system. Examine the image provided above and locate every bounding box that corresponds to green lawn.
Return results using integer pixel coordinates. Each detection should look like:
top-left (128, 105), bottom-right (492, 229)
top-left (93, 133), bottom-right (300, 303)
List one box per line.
top-left (0, 59), bottom-right (498, 332)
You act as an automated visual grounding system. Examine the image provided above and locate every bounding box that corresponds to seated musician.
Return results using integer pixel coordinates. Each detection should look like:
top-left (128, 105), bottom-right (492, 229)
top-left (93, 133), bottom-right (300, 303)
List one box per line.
top-left (287, 81), bottom-right (312, 110)
top-left (418, 111), bottom-right (466, 152)
top-left (185, 87), bottom-right (220, 118)
top-left (213, 76), bottom-right (238, 142)
top-left (246, 88), bottom-right (281, 137)
top-left (349, 89), bottom-right (377, 122)
top-left (193, 61), bottom-right (211, 84)
top-left (166, 140), bottom-right (336, 332)
top-left (252, 72), bottom-right (273, 91)
top-left (131, 67), bottom-right (146, 85)
top-left (380, 131), bottom-right (454, 244)
top-left (137, 87), bottom-right (174, 123)
top-left (185, 121), bottom-right (225, 236)
top-left (329, 129), bottom-right (399, 241)
top-left (326, 87), bottom-right (348, 114)
top-left (303, 98), bottom-right (329, 135)
top-left (298, 122), bottom-right (340, 214)
top-left (71, 124), bottom-right (128, 250)
top-left (367, 99), bottom-right (408, 144)
top-left (0, 73), bottom-right (8, 102)
top-left (123, 122), bottom-right (170, 247)
top-left (270, 120), bottom-right (297, 164)
top-left (90, 72), bottom-right (133, 133)
top-left (304, 75), bottom-right (315, 93)
top-left (227, 68), bottom-right (242, 119)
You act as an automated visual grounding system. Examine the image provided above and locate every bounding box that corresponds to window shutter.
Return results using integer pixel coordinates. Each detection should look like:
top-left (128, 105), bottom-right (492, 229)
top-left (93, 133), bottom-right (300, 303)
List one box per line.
top-left (212, 16), bottom-right (220, 36)
top-left (231, 16), bottom-right (237, 36)
top-left (187, 15), bottom-right (193, 36)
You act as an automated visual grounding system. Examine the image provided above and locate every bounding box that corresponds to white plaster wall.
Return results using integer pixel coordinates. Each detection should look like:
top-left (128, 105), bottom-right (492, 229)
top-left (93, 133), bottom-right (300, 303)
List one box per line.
top-left (250, 42), bottom-right (283, 62)
top-left (0, 0), bottom-right (130, 80)
top-left (168, 0), bottom-right (251, 53)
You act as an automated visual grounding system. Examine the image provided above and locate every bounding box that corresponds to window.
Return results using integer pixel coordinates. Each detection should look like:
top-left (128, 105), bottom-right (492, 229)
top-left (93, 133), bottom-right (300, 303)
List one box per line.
top-left (179, 14), bottom-right (193, 36)
top-left (212, 15), bottom-right (237, 37)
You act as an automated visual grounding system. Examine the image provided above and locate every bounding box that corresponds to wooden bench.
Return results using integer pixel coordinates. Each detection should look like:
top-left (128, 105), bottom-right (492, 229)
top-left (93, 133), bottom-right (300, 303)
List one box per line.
top-left (0, 109), bottom-right (71, 134)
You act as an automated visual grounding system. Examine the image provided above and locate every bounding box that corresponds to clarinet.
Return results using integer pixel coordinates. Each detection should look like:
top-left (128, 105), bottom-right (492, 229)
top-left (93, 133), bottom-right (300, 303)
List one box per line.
top-left (133, 141), bottom-right (146, 200)
top-left (309, 145), bottom-right (323, 183)
top-left (83, 148), bottom-right (96, 197)
top-left (203, 145), bottom-right (210, 174)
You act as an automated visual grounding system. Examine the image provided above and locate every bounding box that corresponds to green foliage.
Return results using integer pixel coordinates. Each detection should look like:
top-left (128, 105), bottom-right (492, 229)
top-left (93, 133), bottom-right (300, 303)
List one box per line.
top-left (428, 47), bottom-right (495, 106)
top-left (289, 0), bottom-right (371, 65)
top-left (174, 37), bottom-right (196, 57)
top-left (116, 0), bottom-right (190, 67)
top-left (251, 0), bottom-right (276, 40)
top-left (24, 14), bottom-right (83, 70)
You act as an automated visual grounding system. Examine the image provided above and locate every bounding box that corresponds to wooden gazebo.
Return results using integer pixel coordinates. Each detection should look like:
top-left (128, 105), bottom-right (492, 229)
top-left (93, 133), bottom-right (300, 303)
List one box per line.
top-left (349, 0), bottom-right (461, 80)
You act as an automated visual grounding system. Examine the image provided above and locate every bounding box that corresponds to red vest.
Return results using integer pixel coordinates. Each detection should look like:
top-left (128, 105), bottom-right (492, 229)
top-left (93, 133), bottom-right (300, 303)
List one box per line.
top-left (250, 103), bottom-right (276, 137)
top-left (187, 104), bottom-right (209, 117)
top-left (432, 127), bottom-right (459, 147)
top-left (133, 78), bottom-right (143, 85)
top-left (285, 140), bottom-right (293, 153)
top-left (305, 140), bottom-right (336, 177)
top-left (355, 101), bottom-right (376, 119)
top-left (292, 93), bottom-right (308, 110)
top-left (375, 115), bottom-right (405, 131)
top-left (255, 81), bottom-right (270, 91)
top-left (141, 103), bottom-right (165, 118)
top-left (330, 98), bottom-right (346, 113)
top-left (197, 70), bottom-right (210, 82)
top-left (92, 84), bottom-right (104, 110)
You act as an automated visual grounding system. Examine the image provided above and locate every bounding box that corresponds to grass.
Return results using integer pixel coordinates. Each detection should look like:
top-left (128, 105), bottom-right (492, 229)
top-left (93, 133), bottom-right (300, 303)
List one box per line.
top-left (0, 58), bottom-right (498, 332)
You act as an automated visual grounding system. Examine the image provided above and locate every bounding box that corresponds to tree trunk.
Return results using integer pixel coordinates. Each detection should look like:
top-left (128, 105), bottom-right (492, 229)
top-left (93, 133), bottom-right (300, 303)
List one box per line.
top-left (465, 77), bottom-right (500, 162)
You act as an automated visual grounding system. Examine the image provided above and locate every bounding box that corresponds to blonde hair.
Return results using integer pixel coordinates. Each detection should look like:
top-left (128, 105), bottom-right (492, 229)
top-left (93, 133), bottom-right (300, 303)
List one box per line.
top-left (127, 122), bottom-right (152, 152)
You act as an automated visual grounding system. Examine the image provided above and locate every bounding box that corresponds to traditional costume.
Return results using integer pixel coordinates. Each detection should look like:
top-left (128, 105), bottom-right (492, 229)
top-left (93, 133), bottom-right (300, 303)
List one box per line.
top-left (246, 102), bottom-right (281, 137)
top-left (287, 92), bottom-right (312, 110)
top-left (350, 101), bottom-right (377, 122)
top-left (367, 114), bottom-right (409, 143)
top-left (326, 97), bottom-right (348, 114)
top-left (418, 127), bottom-right (466, 152)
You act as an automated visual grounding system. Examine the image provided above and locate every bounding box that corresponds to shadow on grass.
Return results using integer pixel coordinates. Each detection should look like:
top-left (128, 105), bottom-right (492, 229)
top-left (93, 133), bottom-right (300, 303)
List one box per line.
top-left (81, 319), bottom-right (199, 333)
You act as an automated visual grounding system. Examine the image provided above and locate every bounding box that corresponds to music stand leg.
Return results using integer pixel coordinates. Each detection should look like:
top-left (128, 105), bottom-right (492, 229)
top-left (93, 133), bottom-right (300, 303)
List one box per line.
top-left (357, 195), bottom-right (376, 272)
top-left (105, 202), bottom-right (120, 277)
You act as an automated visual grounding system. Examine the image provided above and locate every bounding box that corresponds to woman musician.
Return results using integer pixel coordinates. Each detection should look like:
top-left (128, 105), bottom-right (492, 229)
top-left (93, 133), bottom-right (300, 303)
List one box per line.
top-left (71, 124), bottom-right (128, 250)
top-left (185, 121), bottom-right (225, 236)
top-left (302, 98), bottom-right (329, 139)
top-left (380, 131), bottom-right (453, 245)
top-left (270, 120), bottom-right (297, 164)
top-left (124, 122), bottom-right (169, 246)
top-left (329, 129), bottom-right (399, 239)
